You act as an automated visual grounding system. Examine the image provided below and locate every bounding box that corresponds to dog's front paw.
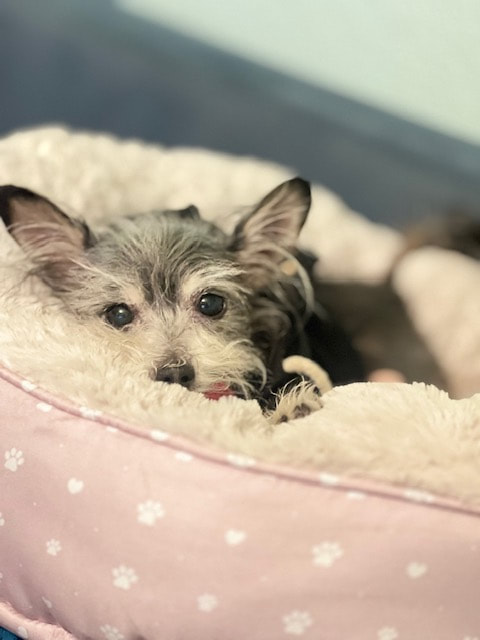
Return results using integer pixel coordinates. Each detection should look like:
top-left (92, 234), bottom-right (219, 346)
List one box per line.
top-left (264, 356), bottom-right (332, 425)
top-left (267, 380), bottom-right (324, 425)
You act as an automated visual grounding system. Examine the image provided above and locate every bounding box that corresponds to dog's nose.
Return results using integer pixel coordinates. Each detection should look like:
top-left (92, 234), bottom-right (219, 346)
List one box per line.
top-left (155, 363), bottom-right (195, 389)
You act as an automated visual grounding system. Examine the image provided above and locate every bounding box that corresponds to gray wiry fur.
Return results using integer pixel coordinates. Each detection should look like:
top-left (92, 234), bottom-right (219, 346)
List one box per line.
top-left (0, 179), bottom-right (312, 402)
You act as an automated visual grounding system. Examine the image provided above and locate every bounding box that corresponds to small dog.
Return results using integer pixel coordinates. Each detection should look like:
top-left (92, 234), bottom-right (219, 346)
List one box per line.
top-left (0, 178), bottom-right (361, 421)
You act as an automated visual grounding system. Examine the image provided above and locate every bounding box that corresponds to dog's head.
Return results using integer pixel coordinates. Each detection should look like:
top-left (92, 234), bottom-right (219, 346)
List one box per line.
top-left (0, 178), bottom-right (311, 396)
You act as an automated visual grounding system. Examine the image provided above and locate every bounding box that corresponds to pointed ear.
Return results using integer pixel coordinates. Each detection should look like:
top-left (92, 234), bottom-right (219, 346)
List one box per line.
top-left (0, 185), bottom-right (92, 290)
top-left (177, 204), bottom-right (200, 220)
top-left (230, 177), bottom-right (311, 288)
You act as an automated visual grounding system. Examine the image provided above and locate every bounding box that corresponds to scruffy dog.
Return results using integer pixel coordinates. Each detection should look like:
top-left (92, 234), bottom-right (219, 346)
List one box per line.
top-left (0, 178), bottom-right (359, 421)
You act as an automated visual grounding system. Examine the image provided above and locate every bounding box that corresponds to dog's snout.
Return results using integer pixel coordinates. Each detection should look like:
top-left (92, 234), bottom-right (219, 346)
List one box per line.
top-left (155, 363), bottom-right (195, 389)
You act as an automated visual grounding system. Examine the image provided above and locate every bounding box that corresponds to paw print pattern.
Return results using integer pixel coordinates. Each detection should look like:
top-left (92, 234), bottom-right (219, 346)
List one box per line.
top-left (403, 489), bottom-right (435, 504)
top-left (224, 529), bottom-right (247, 546)
top-left (406, 561), bottom-right (427, 579)
top-left (100, 624), bottom-right (125, 640)
top-left (174, 451), bottom-right (193, 462)
top-left (197, 593), bottom-right (218, 612)
top-left (150, 429), bottom-right (170, 442)
top-left (312, 541), bottom-right (344, 567)
top-left (226, 453), bottom-right (256, 468)
top-left (282, 610), bottom-right (313, 635)
top-left (79, 406), bottom-right (102, 420)
top-left (377, 627), bottom-right (399, 640)
top-left (20, 380), bottom-right (36, 392)
top-left (36, 402), bottom-right (52, 413)
top-left (0, 572), bottom-right (3, 584)
top-left (0, 512), bottom-right (5, 526)
top-left (46, 539), bottom-right (62, 556)
top-left (137, 500), bottom-right (165, 526)
top-left (112, 565), bottom-right (138, 590)
top-left (318, 472), bottom-right (340, 486)
top-left (67, 478), bottom-right (84, 495)
top-left (4, 448), bottom-right (25, 472)
top-left (346, 490), bottom-right (367, 500)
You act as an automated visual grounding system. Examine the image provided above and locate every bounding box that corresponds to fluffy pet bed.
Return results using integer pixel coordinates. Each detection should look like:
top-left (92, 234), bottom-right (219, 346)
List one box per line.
top-left (1, 127), bottom-right (479, 640)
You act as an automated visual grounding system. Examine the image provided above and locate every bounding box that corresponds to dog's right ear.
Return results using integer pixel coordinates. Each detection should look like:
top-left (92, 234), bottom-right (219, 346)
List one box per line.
top-left (230, 177), bottom-right (311, 288)
top-left (177, 204), bottom-right (200, 220)
top-left (0, 185), bottom-right (93, 289)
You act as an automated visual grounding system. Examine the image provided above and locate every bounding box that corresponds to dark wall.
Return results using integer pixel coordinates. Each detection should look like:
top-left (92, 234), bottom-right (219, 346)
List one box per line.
top-left (1, 0), bottom-right (479, 224)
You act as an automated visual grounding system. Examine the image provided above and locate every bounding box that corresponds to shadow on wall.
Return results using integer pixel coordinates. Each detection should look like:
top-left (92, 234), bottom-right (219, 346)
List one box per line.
top-left (0, 0), bottom-right (479, 225)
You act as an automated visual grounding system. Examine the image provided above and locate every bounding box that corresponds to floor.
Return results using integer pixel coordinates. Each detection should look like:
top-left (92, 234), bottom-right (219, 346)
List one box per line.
top-left (1, 0), bottom-right (479, 226)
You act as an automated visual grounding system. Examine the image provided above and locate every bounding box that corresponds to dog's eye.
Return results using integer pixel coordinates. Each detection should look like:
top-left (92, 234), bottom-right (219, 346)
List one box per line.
top-left (196, 293), bottom-right (225, 318)
top-left (105, 303), bottom-right (135, 328)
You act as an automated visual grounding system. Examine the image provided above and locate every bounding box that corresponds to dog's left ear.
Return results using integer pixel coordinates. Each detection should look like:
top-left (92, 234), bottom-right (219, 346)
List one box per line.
top-left (0, 185), bottom-right (93, 290)
top-left (230, 177), bottom-right (311, 287)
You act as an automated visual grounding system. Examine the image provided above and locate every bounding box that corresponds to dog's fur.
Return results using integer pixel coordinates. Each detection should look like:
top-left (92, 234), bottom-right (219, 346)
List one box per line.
top-left (0, 178), bottom-right (343, 419)
top-left (3, 175), bottom-right (474, 419)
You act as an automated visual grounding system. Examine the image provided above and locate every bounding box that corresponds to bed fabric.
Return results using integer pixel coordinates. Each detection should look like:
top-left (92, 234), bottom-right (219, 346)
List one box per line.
top-left (2, 366), bottom-right (480, 640)
top-left (0, 127), bottom-right (480, 639)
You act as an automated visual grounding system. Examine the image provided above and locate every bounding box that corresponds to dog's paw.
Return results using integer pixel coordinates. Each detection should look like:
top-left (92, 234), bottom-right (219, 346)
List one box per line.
top-left (266, 380), bottom-right (324, 425)
top-left (262, 356), bottom-right (332, 425)
top-left (265, 356), bottom-right (332, 425)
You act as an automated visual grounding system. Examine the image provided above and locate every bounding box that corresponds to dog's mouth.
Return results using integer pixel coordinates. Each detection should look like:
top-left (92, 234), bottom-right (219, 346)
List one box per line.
top-left (203, 373), bottom-right (266, 402)
top-left (203, 383), bottom-right (235, 400)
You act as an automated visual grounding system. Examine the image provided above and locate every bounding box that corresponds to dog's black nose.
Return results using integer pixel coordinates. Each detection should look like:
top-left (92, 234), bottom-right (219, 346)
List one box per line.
top-left (155, 363), bottom-right (195, 389)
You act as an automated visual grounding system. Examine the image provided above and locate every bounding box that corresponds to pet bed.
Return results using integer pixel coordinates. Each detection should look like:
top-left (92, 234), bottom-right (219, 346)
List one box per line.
top-left (1, 127), bottom-right (479, 640)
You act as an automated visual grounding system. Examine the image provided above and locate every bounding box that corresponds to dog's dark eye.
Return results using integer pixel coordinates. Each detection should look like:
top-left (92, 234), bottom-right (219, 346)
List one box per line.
top-left (105, 303), bottom-right (135, 328)
top-left (196, 293), bottom-right (225, 318)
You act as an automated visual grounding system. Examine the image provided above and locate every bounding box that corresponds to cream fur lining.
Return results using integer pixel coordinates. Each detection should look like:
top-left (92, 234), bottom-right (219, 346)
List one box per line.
top-left (0, 127), bottom-right (479, 506)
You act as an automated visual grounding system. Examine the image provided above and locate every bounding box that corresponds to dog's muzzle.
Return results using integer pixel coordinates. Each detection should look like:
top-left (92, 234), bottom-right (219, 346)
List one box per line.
top-left (155, 362), bottom-right (195, 389)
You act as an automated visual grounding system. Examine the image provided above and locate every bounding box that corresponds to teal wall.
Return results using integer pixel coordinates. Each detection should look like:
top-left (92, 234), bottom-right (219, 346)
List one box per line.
top-left (116, 0), bottom-right (480, 145)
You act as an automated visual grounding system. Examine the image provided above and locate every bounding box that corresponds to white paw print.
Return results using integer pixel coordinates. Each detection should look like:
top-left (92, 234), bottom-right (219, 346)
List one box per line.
top-left (346, 490), bottom-right (367, 500)
top-left (282, 610), bottom-right (313, 635)
top-left (46, 539), bottom-right (62, 556)
top-left (4, 448), bottom-right (25, 472)
top-left (312, 541), bottom-right (343, 567)
top-left (100, 624), bottom-right (125, 640)
top-left (403, 489), bottom-right (434, 504)
top-left (150, 429), bottom-right (170, 442)
top-left (318, 472), bottom-right (339, 485)
top-left (406, 561), bottom-right (428, 579)
top-left (224, 529), bottom-right (247, 546)
top-left (377, 627), bottom-right (399, 640)
top-left (21, 380), bottom-right (36, 392)
top-left (137, 500), bottom-right (165, 526)
top-left (174, 451), bottom-right (193, 462)
top-left (0, 512), bottom-right (5, 526)
top-left (79, 406), bottom-right (102, 420)
top-left (197, 593), bottom-right (218, 612)
top-left (226, 453), bottom-right (256, 468)
top-left (36, 402), bottom-right (52, 413)
top-left (67, 478), bottom-right (84, 495)
top-left (0, 572), bottom-right (3, 583)
top-left (112, 565), bottom-right (138, 590)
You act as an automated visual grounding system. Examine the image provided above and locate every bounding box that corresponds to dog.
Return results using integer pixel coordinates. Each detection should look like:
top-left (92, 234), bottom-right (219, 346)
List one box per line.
top-left (1, 178), bottom-right (366, 422)
top-left (3, 175), bottom-right (474, 422)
